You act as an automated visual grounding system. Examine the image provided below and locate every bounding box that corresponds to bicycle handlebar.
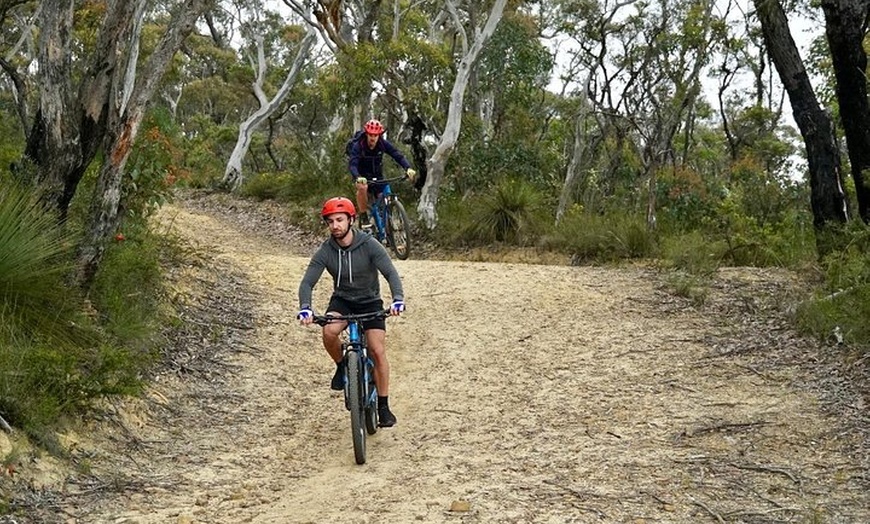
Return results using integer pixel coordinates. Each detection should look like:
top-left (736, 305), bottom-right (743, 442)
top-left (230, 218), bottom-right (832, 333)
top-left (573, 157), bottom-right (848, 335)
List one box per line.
top-left (313, 309), bottom-right (392, 326)
top-left (356, 175), bottom-right (410, 184)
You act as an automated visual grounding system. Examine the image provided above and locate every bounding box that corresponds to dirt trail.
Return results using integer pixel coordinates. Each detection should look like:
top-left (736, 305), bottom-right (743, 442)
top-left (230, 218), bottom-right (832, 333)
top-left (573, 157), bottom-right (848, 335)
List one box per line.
top-left (13, 193), bottom-right (868, 523)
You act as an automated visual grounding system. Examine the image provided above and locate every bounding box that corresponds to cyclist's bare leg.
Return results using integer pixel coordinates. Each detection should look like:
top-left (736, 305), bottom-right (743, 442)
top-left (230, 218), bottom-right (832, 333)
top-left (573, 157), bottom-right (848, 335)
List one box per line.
top-left (365, 328), bottom-right (389, 396)
top-left (355, 180), bottom-right (369, 215)
top-left (321, 315), bottom-right (347, 364)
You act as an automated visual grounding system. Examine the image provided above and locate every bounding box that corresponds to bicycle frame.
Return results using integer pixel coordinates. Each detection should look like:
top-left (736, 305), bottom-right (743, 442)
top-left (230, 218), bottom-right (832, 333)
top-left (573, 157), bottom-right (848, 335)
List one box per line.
top-left (370, 183), bottom-right (397, 243)
top-left (314, 310), bottom-right (389, 412)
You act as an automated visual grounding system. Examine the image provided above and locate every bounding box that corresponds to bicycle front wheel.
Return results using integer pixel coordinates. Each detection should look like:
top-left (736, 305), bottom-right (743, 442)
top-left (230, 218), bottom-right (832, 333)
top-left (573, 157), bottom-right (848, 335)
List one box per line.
top-left (346, 352), bottom-right (367, 464)
top-left (364, 363), bottom-right (378, 435)
top-left (386, 199), bottom-right (411, 260)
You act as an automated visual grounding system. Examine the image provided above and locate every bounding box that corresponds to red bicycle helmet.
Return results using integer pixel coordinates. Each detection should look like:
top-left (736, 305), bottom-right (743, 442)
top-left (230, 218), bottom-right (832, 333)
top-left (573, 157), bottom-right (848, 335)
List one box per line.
top-left (363, 119), bottom-right (384, 135)
top-left (321, 197), bottom-right (356, 219)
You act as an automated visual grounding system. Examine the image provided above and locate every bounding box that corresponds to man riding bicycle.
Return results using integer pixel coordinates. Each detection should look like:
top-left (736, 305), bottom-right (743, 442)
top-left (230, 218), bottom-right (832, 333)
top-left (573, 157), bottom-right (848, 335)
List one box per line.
top-left (348, 119), bottom-right (417, 226)
top-left (297, 197), bottom-right (405, 427)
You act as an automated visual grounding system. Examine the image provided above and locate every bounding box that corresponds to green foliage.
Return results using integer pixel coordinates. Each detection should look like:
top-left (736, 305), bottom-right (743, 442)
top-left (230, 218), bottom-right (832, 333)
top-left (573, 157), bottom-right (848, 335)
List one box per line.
top-left (177, 117), bottom-right (238, 188)
top-left (90, 227), bottom-right (166, 352)
top-left (657, 165), bottom-right (718, 230)
top-left (444, 178), bottom-right (547, 246)
top-left (0, 183), bottom-right (80, 343)
top-left (449, 120), bottom-right (563, 201)
top-left (665, 270), bottom-right (710, 305)
top-left (0, 187), bottom-right (124, 438)
top-left (0, 183), bottom-right (168, 443)
top-left (795, 223), bottom-right (870, 349)
top-left (704, 171), bottom-right (815, 268)
top-left (660, 230), bottom-right (724, 276)
top-left (240, 168), bottom-right (348, 206)
top-left (0, 98), bottom-right (25, 175)
top-left (479, 14), bottom-right (554, 106)
top-left (542, 206), bottom-right (655, 263)
top-left (126, 110), bottom-right (190, 219)
top-left (240, 172), bottom-right (296, 201)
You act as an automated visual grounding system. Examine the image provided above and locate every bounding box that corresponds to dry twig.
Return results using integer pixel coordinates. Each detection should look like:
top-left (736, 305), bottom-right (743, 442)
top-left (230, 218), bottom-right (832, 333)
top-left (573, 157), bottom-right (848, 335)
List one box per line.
top-left (729, 462), bottom-right (801, 484)
top-left (682, 420), bottom-right (768, 438)
top-left (690, 497), bottom-right (726, 524)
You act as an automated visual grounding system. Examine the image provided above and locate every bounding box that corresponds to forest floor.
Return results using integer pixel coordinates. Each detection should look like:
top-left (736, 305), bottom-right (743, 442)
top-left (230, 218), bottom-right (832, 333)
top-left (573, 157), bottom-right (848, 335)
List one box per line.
top-left (2, 190), bottom-right (869, 524)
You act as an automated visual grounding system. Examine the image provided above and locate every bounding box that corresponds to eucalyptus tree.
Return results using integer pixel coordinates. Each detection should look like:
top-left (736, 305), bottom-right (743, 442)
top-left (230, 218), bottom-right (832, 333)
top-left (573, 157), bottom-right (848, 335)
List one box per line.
top-left (417, 0), bottom-right (509, 229)
top-left (220, 4), bottom-right (317, 190)
top-left (821, 0), bottom-right (870, 224)
top-left (4, 0), bottom-right (216, 286)
top-left (709, 0), bottom-right (787, 162)
top-left (552, 0), bottom-right (641, 221)
top-left (282, 0), bottom-right (385, 126)
top-left (552, 0), bottom-right (718, 229)
top-left (0, 0), bottom-right (37, 142)
top-left (753, 0), bottom-right (848, 252)
top-left (631, 0), bottom-right (717, 230)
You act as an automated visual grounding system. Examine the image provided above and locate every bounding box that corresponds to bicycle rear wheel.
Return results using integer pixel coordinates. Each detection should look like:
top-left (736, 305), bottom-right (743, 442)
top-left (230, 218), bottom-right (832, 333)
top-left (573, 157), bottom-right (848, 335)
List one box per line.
top-left (346, 351), bottom-right (367, 464)
top-left (386, 199), bottom-right (411, 260)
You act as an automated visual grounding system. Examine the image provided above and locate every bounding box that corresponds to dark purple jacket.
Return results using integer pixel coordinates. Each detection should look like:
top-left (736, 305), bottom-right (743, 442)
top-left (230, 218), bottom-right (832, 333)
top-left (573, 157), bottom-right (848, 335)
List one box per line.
top-left (349, 135), bottom-right (411, 181)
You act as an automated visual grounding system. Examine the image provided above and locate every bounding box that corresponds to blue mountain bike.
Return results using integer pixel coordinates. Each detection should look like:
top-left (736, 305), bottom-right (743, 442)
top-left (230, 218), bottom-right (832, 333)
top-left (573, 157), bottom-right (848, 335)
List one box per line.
top-left (362, 176), bottom-right (412, 260)
top-left (314, 310), bottom-right (389, 464)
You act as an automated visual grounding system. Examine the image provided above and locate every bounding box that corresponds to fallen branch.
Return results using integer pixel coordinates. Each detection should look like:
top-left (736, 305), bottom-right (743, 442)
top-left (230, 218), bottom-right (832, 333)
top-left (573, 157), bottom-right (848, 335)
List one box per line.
top-left (683, 421), bottom-right (767, 438)
top-left (641, 490), bottom-right (674, 507)
top-left (433, 408), bottom-right (463, 415)
top-left (0, 414), bottom-right (12, 433)
top-left (690, 497), bottom-right (725, 524)
top-left (729, 462), bottom-right (800, 484)
top-left (726, 506), bottom-right (800, 519)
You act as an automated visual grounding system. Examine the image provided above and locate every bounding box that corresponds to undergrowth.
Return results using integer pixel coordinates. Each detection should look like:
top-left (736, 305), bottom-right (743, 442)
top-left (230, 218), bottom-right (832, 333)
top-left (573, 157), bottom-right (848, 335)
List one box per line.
top-left (0, 182), bottom-right (174, 450)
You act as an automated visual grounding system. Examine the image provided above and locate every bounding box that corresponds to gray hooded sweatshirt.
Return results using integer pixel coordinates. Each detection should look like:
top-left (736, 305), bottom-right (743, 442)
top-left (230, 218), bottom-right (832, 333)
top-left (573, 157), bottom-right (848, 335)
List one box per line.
top-left (298, 230), bottom-right (404, 310)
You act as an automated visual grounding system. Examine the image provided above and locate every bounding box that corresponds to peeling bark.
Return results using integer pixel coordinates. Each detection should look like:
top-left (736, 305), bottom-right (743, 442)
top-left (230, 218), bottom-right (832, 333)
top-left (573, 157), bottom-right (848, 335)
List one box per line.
top-left (77, 0), bottom-right (215, 288)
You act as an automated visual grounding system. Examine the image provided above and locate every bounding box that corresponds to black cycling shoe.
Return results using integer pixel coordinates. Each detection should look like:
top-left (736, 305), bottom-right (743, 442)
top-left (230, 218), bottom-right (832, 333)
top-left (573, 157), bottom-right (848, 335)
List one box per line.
top-left (330, 361), bottom-right (345, 391)
top-left (378, 408), bottom-right (397, 427)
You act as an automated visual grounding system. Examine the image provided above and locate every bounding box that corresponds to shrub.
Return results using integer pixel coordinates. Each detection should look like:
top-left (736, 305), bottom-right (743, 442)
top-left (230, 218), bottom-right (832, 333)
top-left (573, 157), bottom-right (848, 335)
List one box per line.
top-left (239, 172), bottom-right (296, 201)
top-left (659, 230), bottom-right (723, 276)
top-left (454, 178), bottom-right (547, 246)
top-left (795, 223), bottom-right (870, 349)
top-left (0, 182), bottom-right (164, 442)
top-left (543, 208), bottom-right (654, 263)
top-left (90, 225), bottom-right (166, 352)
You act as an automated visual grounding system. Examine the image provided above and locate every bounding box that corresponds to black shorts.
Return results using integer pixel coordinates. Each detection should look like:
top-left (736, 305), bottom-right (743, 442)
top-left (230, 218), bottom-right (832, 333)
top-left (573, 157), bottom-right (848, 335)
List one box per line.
top-left (326, 296), bottom-right (386, 331)
top-left (366, 179), bottom-right (387, 197)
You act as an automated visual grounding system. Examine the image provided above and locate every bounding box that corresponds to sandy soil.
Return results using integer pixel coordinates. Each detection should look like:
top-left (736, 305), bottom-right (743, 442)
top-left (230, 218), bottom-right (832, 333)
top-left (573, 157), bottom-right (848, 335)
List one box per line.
top-left (4, 192), bottom-right (868, 523)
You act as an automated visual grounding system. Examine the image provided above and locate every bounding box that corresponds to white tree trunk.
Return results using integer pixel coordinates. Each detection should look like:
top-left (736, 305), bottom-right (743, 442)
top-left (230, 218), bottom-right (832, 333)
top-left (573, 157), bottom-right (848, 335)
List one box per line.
top-left (557, 109), bottom-right (590, 223)
top-left (417, 0), bottom-right (508, 229)
top-left (222, 26), bottom-right (317, 191)
top-left (557, 76), bottom-right (596, 223)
